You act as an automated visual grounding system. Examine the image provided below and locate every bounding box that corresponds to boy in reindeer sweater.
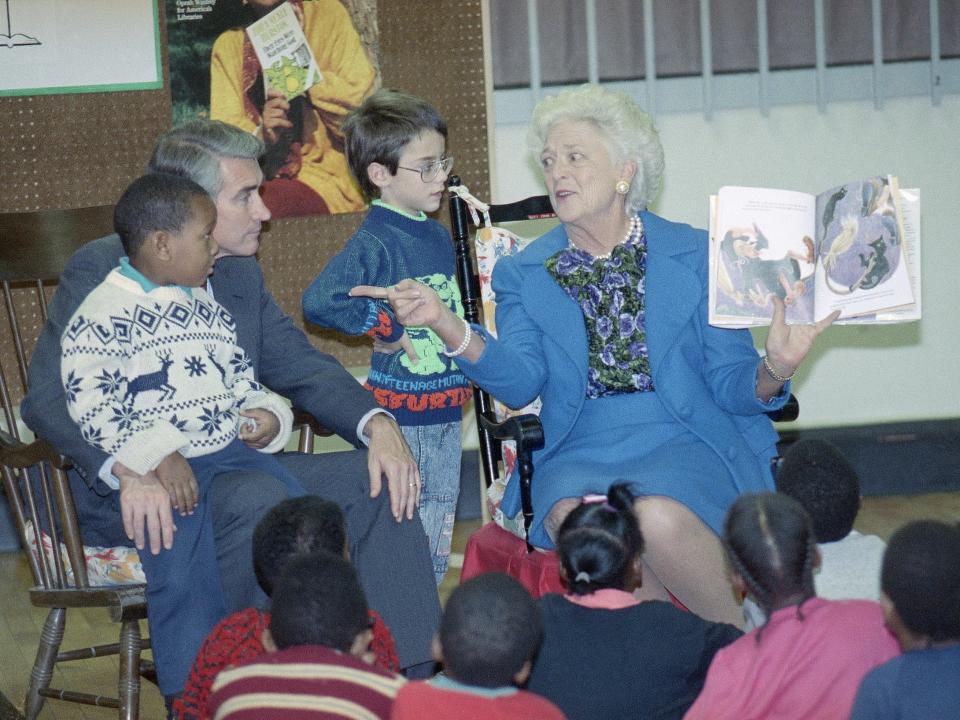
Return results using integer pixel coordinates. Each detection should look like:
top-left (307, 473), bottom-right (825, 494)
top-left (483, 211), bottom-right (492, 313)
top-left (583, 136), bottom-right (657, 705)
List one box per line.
top-left (59, 172), bottom-right (304, 697)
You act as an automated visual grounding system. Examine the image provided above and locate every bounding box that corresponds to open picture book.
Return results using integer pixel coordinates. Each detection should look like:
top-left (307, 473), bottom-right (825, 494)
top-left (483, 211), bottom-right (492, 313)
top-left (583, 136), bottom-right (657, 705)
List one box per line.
top-left (708, 176), bottom-right (921, 327)
top-left (246, 2), bottom-right (322, 101)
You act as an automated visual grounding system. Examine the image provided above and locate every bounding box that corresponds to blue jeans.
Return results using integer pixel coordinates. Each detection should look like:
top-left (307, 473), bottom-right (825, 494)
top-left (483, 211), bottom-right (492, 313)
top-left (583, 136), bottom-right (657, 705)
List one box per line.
top-left (401, 421), bottom-right (461, 584)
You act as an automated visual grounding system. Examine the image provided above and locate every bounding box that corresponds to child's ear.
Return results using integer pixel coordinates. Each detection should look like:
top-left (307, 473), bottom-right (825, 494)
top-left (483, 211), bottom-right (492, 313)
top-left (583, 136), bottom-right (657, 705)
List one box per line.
top-left (261, 627), bottom-right (278, 653)
top-left (728, 569), bottom-right (748, 597)
top-left (349, 628), bottom-right (373, 660)
top-left (812, 546), bottom-right (823, 573)
top-left (430, 635), bottom-right (443, 665)
top-left (367, 162), bottom-right (393, 190)
top-left (512, 659), bottom-right (533, 686)
top-left (144, 230), bottom-right (171, 261)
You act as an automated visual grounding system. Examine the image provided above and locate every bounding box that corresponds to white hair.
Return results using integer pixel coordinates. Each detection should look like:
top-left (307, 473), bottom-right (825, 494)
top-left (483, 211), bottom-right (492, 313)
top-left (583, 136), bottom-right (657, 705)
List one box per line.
top-left (526, 84), bottom-right (665, 215)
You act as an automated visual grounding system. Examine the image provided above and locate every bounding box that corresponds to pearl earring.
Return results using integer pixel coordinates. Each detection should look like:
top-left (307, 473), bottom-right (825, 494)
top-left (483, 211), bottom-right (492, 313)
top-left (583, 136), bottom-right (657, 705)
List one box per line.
top-left (615, 180), bottom-right (630, 195)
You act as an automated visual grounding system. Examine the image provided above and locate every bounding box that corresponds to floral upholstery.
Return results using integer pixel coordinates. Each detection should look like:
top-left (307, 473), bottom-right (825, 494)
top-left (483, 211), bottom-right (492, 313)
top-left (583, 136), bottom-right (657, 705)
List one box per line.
top-left (475, 225), bottom-right (543, 537)
top-left (25, 519), bottom-right (145, 586)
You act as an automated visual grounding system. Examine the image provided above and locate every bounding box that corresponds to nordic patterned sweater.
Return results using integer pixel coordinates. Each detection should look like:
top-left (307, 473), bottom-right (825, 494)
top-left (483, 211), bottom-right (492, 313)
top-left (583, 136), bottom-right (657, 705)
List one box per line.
top-left (60, 268), bottom-right (292, 476)
top-left (302, 202), bottom-right (469, 427)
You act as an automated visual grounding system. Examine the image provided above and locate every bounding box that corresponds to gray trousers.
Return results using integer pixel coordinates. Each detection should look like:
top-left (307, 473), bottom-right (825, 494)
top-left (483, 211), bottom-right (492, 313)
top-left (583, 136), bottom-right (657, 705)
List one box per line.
top-left (68, 449), bottom-right (440, 673)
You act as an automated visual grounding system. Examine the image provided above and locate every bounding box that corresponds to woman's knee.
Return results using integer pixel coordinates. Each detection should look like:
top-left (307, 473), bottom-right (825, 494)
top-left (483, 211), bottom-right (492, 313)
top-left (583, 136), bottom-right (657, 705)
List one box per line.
top-left (633, 496), bottom-right (709, 547)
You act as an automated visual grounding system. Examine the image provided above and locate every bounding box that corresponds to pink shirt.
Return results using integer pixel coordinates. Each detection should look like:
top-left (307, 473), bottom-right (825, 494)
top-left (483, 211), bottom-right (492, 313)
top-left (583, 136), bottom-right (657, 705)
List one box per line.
top-left (684, 597), bottom-right (899, 720)
top-left (564, 588), bottom-right (640, 610)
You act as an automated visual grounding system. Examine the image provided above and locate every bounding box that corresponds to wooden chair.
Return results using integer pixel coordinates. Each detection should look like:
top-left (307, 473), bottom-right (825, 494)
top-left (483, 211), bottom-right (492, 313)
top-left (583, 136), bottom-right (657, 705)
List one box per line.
top-left (447, 179), bottom-right (800, 596)
top-left (0, 205), bottom-right (152, 719)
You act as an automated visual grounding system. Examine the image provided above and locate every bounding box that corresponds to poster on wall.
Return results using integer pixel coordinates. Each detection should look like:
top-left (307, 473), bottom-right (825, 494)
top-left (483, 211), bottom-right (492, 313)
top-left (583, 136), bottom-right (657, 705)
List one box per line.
top-left (167, 0), bottom-right (381, 218)
top-left (0, 0), bottom-right (162, 96)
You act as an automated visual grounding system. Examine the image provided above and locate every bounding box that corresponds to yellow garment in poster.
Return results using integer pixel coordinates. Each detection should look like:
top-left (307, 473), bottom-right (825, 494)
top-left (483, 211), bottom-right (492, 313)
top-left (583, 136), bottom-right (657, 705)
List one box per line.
top-left (210, 0), bottom-right (375, 214)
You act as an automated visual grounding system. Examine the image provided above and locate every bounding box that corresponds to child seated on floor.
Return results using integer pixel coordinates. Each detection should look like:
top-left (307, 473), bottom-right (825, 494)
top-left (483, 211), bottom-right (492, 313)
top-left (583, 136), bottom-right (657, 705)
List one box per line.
top-left (777, 437), bottom-right (886, 599)
top-left (174, 496), bottom-right (398, 719)
top-left (390, 573), bottom-right (566, 720)
top-left (684, 492), bottom-right (900, 720)
top-left (208, 551), bottom-right (405, 719)
top-left (526, 484), bottom-right (742, 720)
top-left (850, 520), bottom-right (960, 719)
top-left (60, 173), bottom-right (303, 699)
top-left (744, 438), bottom-right (887, 627)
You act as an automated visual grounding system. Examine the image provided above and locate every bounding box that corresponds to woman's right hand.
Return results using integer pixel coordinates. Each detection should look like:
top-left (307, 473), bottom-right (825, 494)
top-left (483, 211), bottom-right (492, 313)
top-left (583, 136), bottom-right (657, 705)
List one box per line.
top-left (351, 279), bottom-right (480, 360)
top-left (261, 88), bottom-right (293, 146)
top-left (350, 279), bottom-right (448, 328)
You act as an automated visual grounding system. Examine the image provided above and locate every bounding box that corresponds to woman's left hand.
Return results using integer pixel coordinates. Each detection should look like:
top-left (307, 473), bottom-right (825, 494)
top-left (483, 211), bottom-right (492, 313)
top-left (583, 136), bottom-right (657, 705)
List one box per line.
top-left (765, 296), bottom-right (839, 377)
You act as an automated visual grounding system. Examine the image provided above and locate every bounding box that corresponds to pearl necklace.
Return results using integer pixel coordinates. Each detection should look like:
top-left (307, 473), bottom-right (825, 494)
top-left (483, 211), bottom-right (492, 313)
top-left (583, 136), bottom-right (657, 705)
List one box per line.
top-left (574, 215), bottom-right (644, 259)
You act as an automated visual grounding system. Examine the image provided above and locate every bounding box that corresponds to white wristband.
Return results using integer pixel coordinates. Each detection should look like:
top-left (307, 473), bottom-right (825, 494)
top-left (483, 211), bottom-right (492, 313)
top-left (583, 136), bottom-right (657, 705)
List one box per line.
top-left (442, 319), bottom-right (472, 358)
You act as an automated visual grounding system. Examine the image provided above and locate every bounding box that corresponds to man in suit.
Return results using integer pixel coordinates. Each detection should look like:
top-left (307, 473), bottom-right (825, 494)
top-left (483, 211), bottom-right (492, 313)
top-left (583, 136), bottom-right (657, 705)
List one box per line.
top-left (20, 120), bottom-right (439, 700)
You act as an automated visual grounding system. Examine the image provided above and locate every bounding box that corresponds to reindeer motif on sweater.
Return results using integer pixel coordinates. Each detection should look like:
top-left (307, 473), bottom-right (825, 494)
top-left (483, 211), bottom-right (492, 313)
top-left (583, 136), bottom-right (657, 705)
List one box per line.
top-left (61, 270), bottom-right (291, 475)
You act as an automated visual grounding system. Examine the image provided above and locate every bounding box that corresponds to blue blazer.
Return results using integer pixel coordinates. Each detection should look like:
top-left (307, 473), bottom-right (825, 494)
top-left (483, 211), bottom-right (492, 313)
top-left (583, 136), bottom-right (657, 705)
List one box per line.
top-left (457, 211), bottom-right (787, 516)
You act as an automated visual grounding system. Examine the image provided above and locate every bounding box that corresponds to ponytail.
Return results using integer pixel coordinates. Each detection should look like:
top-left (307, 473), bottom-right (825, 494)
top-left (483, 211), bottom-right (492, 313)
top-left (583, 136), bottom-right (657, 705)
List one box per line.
top-left (557, 483), bottom-right (644, 595)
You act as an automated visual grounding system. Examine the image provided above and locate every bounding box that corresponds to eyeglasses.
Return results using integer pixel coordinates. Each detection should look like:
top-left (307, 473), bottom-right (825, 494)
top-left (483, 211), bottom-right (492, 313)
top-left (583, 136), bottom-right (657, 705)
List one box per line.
top-left (397, 156), bottom-right (455, 183)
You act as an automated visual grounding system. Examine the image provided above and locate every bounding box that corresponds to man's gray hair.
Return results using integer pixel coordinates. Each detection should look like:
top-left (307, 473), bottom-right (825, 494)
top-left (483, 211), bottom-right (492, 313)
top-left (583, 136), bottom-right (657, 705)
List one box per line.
top-left (527, 84), bottom-right (664, 215)
top-left (148, 119), bottom-right (264, 198)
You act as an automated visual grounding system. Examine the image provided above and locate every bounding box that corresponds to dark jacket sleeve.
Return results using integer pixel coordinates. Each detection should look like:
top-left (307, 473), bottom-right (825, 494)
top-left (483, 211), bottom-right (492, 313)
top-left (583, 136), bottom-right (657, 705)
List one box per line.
top-left (21, 236), bottom-right (122, 484)
top-left (233, 258), bottom-right (379, 446)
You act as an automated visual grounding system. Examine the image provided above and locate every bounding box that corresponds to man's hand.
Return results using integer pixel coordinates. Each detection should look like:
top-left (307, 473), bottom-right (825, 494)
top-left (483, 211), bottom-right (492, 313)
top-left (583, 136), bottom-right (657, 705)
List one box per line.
top-left (114, 462), bottom-right (176, 555)
top-left (155, 451), bottom-right (199, 515)
top-left (239, 407), bottom-right (281, 449)
top-left (363, 413), bottom-right (420, 522)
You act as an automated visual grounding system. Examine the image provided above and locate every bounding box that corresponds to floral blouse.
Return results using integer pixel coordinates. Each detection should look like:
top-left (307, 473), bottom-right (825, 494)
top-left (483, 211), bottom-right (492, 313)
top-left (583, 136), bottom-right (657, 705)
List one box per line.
top-left (545, 228), bottom-right (655, 399)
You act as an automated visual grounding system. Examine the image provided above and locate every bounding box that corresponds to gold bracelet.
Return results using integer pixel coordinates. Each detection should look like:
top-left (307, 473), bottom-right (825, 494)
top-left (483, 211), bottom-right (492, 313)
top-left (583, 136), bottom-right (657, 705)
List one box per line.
top-left (762, 355), bottom-right (795, 383)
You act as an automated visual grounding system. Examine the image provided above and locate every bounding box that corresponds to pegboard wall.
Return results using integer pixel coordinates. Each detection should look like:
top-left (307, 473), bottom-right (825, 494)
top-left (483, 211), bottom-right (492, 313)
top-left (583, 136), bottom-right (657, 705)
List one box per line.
top-left (0, 0), bottom-right (491, 384)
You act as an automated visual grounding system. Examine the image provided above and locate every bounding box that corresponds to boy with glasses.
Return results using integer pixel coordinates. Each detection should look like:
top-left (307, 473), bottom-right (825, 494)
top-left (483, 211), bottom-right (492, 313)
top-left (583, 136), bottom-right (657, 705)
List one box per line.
top-left (303, 89), bottom-right (468, 585)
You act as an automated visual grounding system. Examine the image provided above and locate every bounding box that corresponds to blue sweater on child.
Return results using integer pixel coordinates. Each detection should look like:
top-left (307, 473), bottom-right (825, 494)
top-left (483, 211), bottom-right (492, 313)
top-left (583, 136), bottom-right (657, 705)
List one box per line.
top-left (303, 202), bottom-right (469, 427)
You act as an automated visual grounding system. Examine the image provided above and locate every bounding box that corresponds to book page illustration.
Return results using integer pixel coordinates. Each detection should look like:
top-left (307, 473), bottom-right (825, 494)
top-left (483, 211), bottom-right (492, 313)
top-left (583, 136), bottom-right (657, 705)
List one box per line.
top-left (713, 186), bottom-right (817, 325)
top-left (813, 177), bottom-right (914, 319)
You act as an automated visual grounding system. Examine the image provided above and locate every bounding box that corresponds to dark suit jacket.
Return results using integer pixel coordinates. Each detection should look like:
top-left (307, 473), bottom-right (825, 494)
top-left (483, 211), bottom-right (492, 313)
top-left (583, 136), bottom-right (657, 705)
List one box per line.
top-left (22, 234), bottom-right (378, 485)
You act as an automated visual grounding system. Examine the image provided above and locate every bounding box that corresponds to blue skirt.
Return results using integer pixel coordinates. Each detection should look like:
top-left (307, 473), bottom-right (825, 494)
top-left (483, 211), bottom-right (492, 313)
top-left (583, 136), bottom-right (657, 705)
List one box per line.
top-left (516, 391), bottom-right (768, 548)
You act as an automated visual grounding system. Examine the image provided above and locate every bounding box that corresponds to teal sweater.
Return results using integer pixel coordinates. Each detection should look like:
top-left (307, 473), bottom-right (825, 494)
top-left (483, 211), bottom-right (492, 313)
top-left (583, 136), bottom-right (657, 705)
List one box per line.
top-left (302, 203), bottom-right (469, 426)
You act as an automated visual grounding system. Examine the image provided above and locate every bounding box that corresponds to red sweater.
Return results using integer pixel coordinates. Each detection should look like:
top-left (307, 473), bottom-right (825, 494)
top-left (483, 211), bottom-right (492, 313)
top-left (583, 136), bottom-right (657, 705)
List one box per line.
top-left (174, 607), bottom-right (398, 720)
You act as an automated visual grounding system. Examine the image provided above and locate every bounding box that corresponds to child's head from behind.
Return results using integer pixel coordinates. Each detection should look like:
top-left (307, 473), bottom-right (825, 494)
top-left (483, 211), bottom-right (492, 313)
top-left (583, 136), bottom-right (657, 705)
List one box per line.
top-left (557, 483), bottom-right (644, 595)
top-left (268, 551), bottom-right (370, 654)
top-left (775, 438), bottom-right (860, 543)
top-left (723, 492), bottom-right (818, 619)
top-left (881, 520), bottom-right (960, 645)
top-left (114, 173), bottom-right (218, 288)
top-left (343, 89), bottom-right (450, 214)
top-left (252, 496), bottom-right (346, 596)
top-left (438, 573), bottom-right (541, 688)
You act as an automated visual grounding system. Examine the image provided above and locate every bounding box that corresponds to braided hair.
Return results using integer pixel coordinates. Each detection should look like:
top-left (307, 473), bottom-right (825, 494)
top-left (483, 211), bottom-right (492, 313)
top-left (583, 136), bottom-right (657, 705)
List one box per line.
top-left (557, 483), bottom-right (645, 595)
top-left (723, 493), bottom-right (817, 642)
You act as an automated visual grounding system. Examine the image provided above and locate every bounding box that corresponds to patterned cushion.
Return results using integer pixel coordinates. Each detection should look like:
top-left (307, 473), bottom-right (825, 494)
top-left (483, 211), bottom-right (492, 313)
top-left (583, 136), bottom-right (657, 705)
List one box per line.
top-left (24, 519), bottom-right (145, 586)
top-left (475, 225), bottom-right (543, 537)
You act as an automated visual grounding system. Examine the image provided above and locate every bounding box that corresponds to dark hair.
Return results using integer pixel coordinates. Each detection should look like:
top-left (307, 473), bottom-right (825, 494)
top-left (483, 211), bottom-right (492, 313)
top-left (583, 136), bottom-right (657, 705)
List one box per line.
top-left (557, 483), bottom-right (644, 595)
top-left (113, 173), bottom-right (210, 258)
top-left (775, 438), bottom-right (860, 543)
top-left (252, 496), bottom-right (346, 596)
top-left (148, 118), bottom-right (263, 198)
top-left (269, 551), bottom-right (369, 652)
top-left (882, 520), bottom-right (960, 642)
top-left (342, 88), bottom-right (447, 200)
top-left (439, 573), bottom-right (541, 687)
top-left (723, 493), bottom-right (817, 639)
